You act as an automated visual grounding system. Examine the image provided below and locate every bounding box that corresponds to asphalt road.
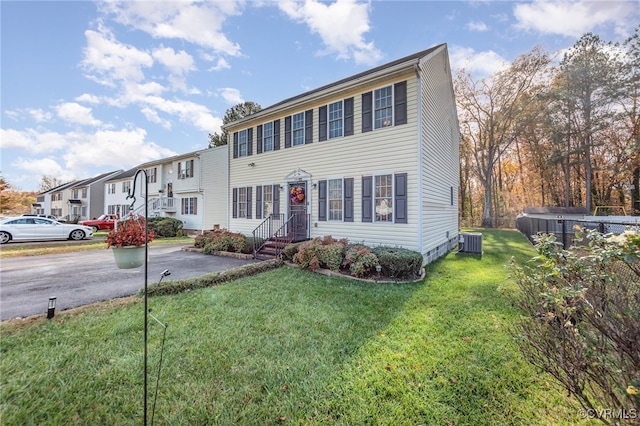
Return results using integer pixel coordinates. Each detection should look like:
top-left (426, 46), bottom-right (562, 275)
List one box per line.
top-left (0, 244), bottom-right (258, 321)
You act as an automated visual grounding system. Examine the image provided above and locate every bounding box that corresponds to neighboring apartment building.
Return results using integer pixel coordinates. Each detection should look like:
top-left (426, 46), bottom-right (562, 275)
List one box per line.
top-left (108, 145), bottom-right (228, 232)
top-left (223, 44), bottom-right (460, 264)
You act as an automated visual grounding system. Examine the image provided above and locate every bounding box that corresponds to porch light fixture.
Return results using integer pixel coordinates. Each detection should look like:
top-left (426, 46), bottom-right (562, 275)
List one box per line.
top-left (312, 182), bottom-right (317, 189)
top-left (47, 297), bottom-right (56, 319)
top-left (248, 162), bottom-right (255, 167)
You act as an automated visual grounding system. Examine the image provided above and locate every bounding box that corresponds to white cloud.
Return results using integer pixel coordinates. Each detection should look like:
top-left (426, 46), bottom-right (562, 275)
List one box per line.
top-left (278, 0), bottom-right (382, 65)
top-left (12, 157), bottom-right (72, 182)
top-left (141, 96), bottom-right (219, 132)
top-left (56, 103), bottom-right (102, 127)
top-left (152, 46), bottom-right (195, 75)
top-left (513, 1), bottom-right (638, 38)
top-left (449, 45), bottom-right (509, 78)
top-left (219, 88), bottom-right (244, 105)
top-left (61, 128), bottom-right (176, 170)
top-left (28, 108), bottom-right (53, 123)
top-left (466, 21), bottom-right (489, 32)
top-left (98, 1), bottom-right (243, 56)
top-left (0, 128), bottom-right (71, 154)
top-left (75, 93), bottom-right (101, 104)
top-left (82, 26), bottom-right (154, 85)
top-left (208, 57), bottom-right (231, 72)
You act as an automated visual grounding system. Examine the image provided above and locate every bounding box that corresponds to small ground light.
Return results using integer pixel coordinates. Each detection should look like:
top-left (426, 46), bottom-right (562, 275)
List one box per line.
top-left (47, 297), bottom-right (56, 319)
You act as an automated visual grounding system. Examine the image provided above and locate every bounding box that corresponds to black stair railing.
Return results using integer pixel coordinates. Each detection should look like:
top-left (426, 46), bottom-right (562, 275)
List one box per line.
top-left (252, 214), bottom-right (284, 257)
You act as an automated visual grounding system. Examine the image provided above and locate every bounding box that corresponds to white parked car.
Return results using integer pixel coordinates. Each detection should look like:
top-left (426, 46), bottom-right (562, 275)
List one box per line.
top-left (0, 217), bottom-right (94, 244)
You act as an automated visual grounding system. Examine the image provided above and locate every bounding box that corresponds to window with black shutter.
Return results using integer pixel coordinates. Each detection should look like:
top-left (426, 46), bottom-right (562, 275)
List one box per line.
top-left (362, 92), bottom-right (372, 133)
top-left (318, 106), bottom-right (327, 141)
top-left (318, 180), bottom-right (327, 221)
top-left (362, 176), bottom-right (372, 222)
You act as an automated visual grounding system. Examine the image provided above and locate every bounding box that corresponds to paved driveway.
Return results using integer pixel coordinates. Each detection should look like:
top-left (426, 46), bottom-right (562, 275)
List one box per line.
top-left (0, 244), bottom-right (258, 321)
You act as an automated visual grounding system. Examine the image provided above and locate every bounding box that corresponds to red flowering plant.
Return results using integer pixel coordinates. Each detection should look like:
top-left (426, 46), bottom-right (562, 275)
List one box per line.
top-left (290, 186), bottom-right (305, 204)
top-left (105, 214), bottom-right (155, 248)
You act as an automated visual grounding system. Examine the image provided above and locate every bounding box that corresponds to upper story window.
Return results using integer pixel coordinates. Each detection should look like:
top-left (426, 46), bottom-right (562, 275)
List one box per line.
top-left (72, 189), bottom-right (79, 198)
top-left (238, 130), bottom-right (248, 157)
top-left (178, 160), bottom-right (194, 179)
top-left (262, 122), bottom-right (274, 152)
top-left (82, 188), bottom-right (87, 198)
top-left (122, 181), bottom-right (130, 193)
top-left (374, 86), bottom-right (393, 129)
top-left (107, 184), bottom-right (116, 195)
top-left (328, 101), bottom-right (343, 139)
top-left (147, 168), bottom-right (157, 183)
top-left (361, 81), bottom-right (406, 133)
top-left (292, 112), bottom-right (305, 146)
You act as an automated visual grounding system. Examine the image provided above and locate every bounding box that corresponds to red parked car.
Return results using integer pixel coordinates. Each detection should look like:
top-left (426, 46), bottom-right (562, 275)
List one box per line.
top-left (79, 214), bottom-right (119, 232)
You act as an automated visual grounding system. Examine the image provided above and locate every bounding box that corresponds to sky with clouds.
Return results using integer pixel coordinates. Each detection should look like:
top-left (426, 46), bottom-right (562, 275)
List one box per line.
top-left (1, 0), bottom-right (638, 191)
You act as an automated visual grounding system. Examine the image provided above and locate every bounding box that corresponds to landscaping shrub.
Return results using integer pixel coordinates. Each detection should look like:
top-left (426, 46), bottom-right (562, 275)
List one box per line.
top-left (195, 229), bottom-right (246, 253)
top-left (293, 236), bottom-right (347, 271)
top-left (148, 217), bottom-right (183, 237)
top-left (509, 228), bottom-right (640, 419)
top-left (343, 245), bottom-right (379, 277)
top-left (242, 236), bottom-right (265, 255)
top-left (372, 246), bottom-right (423, 279)
top-left (282, 242), bottom-right (303, 261)
top-left (145, 259), bottom-right (283, 296)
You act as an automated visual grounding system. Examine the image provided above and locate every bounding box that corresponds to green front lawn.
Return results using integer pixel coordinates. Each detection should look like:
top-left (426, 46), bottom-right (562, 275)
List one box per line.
top-left (0, 229), bottom-right (591, 425)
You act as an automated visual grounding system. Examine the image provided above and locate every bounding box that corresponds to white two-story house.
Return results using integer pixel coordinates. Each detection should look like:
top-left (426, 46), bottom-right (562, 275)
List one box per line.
top-left (108, 145), bottom-right (228, 232)
top-left (224, 44), bottom-right (460, 264)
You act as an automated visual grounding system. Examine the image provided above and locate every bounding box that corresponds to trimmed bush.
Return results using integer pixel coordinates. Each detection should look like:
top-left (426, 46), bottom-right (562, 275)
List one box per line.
top-left (283, 242), bottom-right (303, 261)
top-left (243, 236), bottom-right (265, 255)
top-left (148, 217), bottom-right (183, 237)
top-left (372, 246), bottom-right (423, 279)
top-left (343, 245), bottom-right (379, 278)
top-left (195, 229), bottom-right (246, 253)
top-left (293, 236), bottom-right (348, 271)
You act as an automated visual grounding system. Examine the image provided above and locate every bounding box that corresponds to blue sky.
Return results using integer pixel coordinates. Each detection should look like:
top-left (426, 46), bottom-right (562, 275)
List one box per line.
top-left (1, 0), bottom-right (638, 191)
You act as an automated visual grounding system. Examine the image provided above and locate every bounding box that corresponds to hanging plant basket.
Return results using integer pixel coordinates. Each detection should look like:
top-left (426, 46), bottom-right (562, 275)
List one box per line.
top-left (111, 245), bottom-right (145, 269)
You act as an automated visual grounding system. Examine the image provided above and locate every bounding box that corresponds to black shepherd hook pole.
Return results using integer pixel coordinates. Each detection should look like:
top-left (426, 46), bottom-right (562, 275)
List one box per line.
top-left (127, 169), bottom-right (149, 426)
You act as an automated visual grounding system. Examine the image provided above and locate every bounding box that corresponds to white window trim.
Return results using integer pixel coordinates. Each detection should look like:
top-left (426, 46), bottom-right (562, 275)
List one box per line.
top-left (327, 177), bottom-right (344, 221)
top-left (262, 121), bottom-right (274, 152)
top-left (328, 100), bottom-right (344, 140)
top-left (373, 85), bottom-right (394, 130)
top-left (292, 112), bottom-right (305, 146)
top-left (373, 173), bottom-right (395, 223)
top-left (238, 129), bottom-right (248, 157)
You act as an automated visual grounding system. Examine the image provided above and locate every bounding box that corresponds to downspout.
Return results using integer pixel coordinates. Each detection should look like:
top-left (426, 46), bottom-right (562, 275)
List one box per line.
top-left (414, 61), bottom-right (424, 255)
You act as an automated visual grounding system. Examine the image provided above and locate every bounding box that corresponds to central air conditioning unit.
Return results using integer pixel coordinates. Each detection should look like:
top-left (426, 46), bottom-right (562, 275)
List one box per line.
top-left (459, 232), bottom-right (483, 254)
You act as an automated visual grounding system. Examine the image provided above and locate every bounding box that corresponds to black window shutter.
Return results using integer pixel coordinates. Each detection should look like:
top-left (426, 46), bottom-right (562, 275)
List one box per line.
top-left (395, 173), bottom-right (408, 223)
top-left (257, 125), bottom-right (263, 154)
top-left (344, 178), bottom-right (354, 222)
top-left (318, 106), bottom-right (327, 141)
top-left (362, 92), bottom-right (372, 133)
top-left (394, 81), bottom-right (407, 126)
top-left (284, 116), bottom-right (292, 148)
top-left (344, 97), bottom-right (354, 136)
top-left (190, 159), bottom-right (194, 177)
top-left (181, 198), bottom-right (185, 214)
top-left (233, 132), bottom-right (239, 158)
top-left (318, 180), bottom-right (327, 221)
top-left (232, 188), bottom-right (238, 218)
top-left (247, 186), bottom-right (252, 219)
top-left (305, 109), bottom-right (313, 144)
top-left (272, 184), bottom-right (280, 215)
top-left (256, 186), bottom-right (263, 219)
top-left (362, 176), bottom-right (372, 222)
top-left (194, 198), bottom-right (197, 215)
top-left (247, 128), bottom-right (253, 156)
top-left (274, 120), bottom-right (281, 150)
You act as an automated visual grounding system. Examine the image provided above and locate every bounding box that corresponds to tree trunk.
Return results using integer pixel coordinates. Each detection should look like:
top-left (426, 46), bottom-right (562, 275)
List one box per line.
top-left (482, 173), bottom-right (493, 228)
